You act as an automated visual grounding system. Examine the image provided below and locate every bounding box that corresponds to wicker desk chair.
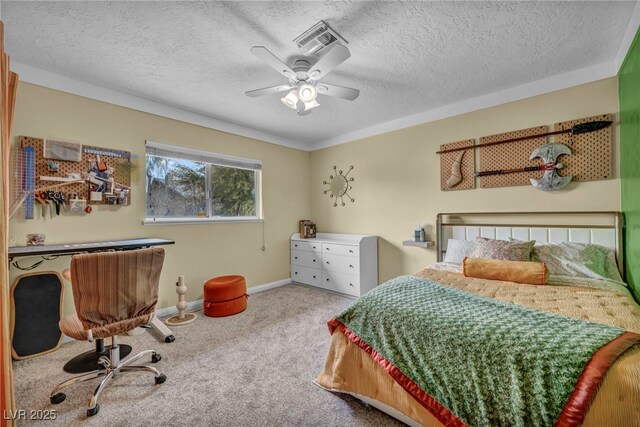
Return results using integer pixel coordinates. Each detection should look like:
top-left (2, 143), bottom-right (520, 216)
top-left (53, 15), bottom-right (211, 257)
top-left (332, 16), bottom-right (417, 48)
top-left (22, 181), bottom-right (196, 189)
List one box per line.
top-left (50, 247), bottom-right (167, 417)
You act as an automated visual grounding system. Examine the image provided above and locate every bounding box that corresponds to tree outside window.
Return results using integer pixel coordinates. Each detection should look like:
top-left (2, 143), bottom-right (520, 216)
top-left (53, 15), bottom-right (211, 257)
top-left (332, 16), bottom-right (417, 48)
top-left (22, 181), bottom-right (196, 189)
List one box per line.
top-left (146, 152), bottom-right (259, 221)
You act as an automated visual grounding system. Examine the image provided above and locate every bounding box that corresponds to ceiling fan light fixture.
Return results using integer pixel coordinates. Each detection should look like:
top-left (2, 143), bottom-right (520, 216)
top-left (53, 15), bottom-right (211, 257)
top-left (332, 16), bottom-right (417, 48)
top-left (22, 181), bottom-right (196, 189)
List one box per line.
top-left (303, 99), bottom-right (320, 111)
top-left (281, 90), bottom-right (299, 109)
top-left (298, 84), bottom-right (317, 103)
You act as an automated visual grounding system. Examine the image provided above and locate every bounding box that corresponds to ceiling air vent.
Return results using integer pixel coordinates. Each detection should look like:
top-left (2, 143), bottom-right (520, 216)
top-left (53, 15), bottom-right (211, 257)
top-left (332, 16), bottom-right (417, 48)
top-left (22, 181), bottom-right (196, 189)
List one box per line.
top-left (294, 20), bottom-right (347, 56)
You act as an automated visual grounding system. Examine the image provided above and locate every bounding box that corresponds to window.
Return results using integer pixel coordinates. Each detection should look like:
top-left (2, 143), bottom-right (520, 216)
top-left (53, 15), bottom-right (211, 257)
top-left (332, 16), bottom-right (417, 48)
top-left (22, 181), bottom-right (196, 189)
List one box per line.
top-left (145, 141), bottom-right (261, 224)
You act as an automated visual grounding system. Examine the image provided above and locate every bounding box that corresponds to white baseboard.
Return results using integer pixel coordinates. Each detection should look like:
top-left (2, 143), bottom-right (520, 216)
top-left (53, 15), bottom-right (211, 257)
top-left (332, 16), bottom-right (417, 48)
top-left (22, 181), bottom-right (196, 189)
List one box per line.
top-left (155, 299), bottom-right (204, 318)
top-left (60, 278), bottom-right (292, 344)
top-left (247, 278), bottom-right (291, 295)
top-left (155, 278), bottom-right (291, 318)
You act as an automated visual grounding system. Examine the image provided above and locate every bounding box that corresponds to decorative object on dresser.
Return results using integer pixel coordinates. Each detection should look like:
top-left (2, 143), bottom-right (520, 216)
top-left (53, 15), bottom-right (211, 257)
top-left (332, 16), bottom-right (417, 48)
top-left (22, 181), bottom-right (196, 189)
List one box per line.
top-left (299, 220), bottom-right (317, 239)
top-left (322, 165), bottom-right (355, 207)
top-left (299, 220), bottom-right (310, 237)
top-left (291, 233), bottom-right (377, 297)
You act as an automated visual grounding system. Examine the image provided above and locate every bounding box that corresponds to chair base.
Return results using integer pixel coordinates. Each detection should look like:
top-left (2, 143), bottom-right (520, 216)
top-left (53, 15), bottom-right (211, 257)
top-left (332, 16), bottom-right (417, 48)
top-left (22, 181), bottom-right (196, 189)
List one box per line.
top-left (63, 344), bottom-right (132, 374)
top-left (51, 336), bottom-right (165, 417)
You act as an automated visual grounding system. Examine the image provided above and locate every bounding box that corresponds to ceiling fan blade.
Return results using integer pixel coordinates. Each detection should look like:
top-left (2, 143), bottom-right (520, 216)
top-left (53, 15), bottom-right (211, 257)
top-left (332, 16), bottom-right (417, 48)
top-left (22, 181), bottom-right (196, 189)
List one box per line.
top-left (316, 83), bottom-right (360, 101)
top-left (308, 44), bottom-right (351, 81)
top-left (250, 46), bottom-right (297, 80)
top-left (245, 84), bottom-right (293, 98)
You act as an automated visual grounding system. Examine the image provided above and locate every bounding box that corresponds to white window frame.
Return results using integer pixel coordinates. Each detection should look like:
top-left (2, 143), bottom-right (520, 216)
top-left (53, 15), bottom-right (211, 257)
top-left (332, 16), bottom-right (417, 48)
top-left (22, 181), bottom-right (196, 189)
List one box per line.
top-left (144, 141), bottom-right (263, 225)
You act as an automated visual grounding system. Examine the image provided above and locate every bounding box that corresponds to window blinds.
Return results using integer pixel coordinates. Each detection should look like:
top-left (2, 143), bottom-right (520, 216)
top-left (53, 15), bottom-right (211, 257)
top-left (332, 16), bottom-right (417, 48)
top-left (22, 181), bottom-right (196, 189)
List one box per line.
top-left (145, 140), bottom-right (262, 171)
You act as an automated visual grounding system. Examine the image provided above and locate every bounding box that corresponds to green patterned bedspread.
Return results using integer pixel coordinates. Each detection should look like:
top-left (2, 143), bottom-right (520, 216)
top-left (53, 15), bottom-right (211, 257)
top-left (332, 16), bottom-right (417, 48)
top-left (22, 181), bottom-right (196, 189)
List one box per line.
top-left (333, 275), bottom-right (625, 427)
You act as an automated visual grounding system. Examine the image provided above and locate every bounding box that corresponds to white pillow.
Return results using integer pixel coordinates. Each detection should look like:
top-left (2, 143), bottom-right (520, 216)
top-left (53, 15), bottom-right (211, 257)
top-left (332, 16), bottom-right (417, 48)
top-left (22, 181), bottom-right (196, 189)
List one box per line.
top-left (531, 242), bottom-right (623, 283)
top-left (444, 239), bottom-right (476, 264)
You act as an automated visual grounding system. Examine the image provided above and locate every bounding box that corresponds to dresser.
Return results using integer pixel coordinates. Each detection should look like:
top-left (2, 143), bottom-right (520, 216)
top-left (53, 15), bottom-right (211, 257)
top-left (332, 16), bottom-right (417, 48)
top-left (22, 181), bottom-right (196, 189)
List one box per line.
top-left (290, 233), bottom-right (378, 297)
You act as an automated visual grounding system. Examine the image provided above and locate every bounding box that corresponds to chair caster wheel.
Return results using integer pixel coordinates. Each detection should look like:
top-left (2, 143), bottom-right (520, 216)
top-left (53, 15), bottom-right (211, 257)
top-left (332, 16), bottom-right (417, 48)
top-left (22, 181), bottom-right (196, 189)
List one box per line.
top-left (50, 393), bottom-right (66, 404)
top-left (155, 374), bottom-right (167, 384)
top-left (151, 353), bottom-right (162, 363)
top-left (87, 404), bottom-right (100, 417)
top-left (164, 335), bottom-right (175, 343)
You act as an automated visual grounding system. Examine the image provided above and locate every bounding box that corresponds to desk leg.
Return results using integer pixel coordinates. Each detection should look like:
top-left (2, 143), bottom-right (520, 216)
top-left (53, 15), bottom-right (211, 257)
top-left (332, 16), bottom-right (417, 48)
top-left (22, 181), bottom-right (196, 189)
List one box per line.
top-left (150, 317), bottom-right (175, 343)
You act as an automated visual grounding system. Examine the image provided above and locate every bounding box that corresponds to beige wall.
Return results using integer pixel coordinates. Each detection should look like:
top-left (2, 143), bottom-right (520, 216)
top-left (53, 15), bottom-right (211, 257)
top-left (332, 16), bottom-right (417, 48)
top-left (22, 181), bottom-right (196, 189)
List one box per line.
top-left (9, 78), bottom-right (622, 315)
top-left (310, 78), bottom-right (621, 283)
top-left (9, 83), bottom-right (310, 314)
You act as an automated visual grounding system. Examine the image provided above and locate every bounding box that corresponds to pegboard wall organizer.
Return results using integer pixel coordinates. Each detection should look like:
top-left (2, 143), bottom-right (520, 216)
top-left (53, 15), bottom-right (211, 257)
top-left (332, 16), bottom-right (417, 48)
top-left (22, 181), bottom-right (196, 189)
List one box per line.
top-left (438, 114), bottom-right (613, 191)
top-left (553, 114), bottom-right (612, 182)
top-left (440, 139), bottom-right (475, 191)
top-left (15, 136), bottom-right (132, 219)
top-left (479, 126), bottom-right (547, 188)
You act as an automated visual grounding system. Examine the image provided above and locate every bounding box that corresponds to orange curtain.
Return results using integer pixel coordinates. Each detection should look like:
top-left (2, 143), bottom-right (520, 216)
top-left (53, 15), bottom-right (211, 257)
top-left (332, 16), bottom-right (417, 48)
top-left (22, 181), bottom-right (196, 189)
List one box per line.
top-left (0, 20), bottom-right (19, 426)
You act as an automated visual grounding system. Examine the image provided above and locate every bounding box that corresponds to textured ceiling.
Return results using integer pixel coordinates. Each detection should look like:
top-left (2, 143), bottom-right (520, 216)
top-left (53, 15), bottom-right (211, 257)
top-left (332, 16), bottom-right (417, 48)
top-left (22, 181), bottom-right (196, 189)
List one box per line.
top-left (2, 1), bottom-right (636, 149)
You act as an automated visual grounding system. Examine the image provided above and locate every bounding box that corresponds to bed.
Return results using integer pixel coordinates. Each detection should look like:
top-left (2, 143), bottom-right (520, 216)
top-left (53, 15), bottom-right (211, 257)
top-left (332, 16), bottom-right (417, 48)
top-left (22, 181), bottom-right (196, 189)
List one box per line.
top-left (315, 212), bottom-right (640, 427)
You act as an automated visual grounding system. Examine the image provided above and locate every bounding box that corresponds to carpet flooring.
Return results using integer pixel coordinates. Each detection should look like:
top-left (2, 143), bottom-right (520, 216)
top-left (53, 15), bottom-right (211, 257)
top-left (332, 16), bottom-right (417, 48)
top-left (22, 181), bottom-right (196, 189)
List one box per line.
top-left (13, 284), bottom-right (403, 426)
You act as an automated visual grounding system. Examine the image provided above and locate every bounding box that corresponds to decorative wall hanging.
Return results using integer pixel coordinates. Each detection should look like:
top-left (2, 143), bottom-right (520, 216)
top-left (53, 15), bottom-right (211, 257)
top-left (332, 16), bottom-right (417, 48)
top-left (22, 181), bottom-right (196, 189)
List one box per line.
top-left (437, 115), bottom-right (613, 192)
top-left (475, 143), bottom-right (573, 191)
top-left (439, 139), bottom-right (475, 191)
top-left (436, 119), bottom-right (612, 156)
top-left (323, 165), bottom-right (354, 207)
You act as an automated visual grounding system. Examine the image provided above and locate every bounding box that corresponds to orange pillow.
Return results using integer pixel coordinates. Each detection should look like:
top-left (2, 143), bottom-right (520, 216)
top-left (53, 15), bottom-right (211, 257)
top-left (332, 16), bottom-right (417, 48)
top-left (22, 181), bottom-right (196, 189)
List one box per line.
top-left (462, 257), bottom-right (547, 285)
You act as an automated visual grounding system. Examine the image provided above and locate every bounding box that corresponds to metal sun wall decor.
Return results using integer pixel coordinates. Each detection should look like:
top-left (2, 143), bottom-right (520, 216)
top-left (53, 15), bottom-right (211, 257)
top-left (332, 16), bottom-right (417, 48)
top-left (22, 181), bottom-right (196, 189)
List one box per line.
top-left (323, 165), bottom-right (354, 207)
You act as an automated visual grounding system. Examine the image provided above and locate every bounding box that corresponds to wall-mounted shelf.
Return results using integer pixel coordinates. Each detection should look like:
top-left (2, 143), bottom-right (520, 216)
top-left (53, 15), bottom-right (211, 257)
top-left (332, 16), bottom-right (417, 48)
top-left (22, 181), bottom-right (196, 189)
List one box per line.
top-left (402, 240), bottom-right (434, 248)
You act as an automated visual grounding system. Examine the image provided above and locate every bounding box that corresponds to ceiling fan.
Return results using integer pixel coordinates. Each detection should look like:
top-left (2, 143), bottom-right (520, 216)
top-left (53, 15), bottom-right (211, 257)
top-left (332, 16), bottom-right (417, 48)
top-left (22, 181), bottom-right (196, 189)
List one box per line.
top-left (245, 44), bottom-right (360, 116)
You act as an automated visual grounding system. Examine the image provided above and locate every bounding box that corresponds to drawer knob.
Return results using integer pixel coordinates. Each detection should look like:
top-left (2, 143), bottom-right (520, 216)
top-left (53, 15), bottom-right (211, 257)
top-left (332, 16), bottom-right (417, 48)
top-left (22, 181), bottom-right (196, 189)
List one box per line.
top-left (326, 278), bottom-right (330, 282)
top-left (326, 248), bottom-right (330, 251)
top-left (326, 261), bottom-right (330, 264)
top-left (294, 272), bottom-right (298, 275)
top-left (349, 264), bottom-right (354, 268)
top-left (349, 283), bottom-right (354, 287)
top-left (313, 259), bottom-right (316, 262)
top-left (295, 244), bottom-right (298, 247)
top-left (349, 250), bottom-right (353, 253)
top-left (313, 275), bottom-right (316, 279)
top-left (295, 256), bottom-right (298, 259)
top-left (313, 246), bottom-right (316, 249)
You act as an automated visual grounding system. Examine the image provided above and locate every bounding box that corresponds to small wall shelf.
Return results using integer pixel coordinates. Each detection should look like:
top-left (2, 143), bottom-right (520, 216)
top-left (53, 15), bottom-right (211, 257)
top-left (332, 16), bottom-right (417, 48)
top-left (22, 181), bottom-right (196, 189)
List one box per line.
top-left (402, 240), bottom-right (434, 248)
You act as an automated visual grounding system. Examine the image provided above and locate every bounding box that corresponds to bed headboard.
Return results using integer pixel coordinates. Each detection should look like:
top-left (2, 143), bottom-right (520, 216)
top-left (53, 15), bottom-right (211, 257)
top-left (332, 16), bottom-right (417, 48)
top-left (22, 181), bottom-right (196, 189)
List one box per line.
top-left (436, 211), bottom-right (624, 279)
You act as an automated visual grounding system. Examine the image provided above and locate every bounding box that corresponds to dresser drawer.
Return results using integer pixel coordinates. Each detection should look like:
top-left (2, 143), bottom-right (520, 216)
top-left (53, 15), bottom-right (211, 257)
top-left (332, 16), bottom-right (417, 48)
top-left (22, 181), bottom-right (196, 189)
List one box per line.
top-left (322, 253), bottom-right (359, 274)
top-left (291, 240), bottom-right (321, 253)
top-left (291, 265), bottom-right (321, 287)
top-left (321, 243), bottom-right (359, 257)
top-left (291, 250), bottom-right (320, 268)
top-left (322, 270), bottom-right (359, 297)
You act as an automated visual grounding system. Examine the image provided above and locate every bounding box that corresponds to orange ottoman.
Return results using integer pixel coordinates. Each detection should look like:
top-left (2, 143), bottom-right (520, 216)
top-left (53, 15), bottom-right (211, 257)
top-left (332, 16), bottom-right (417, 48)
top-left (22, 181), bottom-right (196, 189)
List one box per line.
top-left (203, 275), bottom-right (247, 317)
